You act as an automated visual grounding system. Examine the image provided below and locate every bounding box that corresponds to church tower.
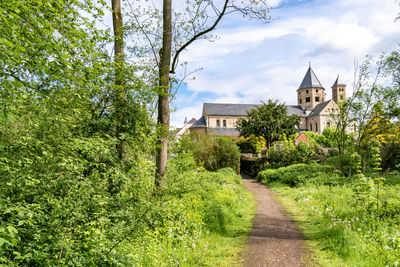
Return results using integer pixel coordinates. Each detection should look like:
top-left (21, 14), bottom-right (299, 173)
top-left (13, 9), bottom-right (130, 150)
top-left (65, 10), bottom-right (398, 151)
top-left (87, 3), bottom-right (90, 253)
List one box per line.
top-left (297, 65), bottom-right (326, 110)
top-left (331, 75), bottom-right (346, 102)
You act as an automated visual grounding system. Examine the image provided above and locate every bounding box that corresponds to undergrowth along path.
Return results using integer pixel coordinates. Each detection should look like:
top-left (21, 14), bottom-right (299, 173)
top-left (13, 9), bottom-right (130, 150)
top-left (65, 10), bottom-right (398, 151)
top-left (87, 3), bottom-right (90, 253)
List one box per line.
top-left (242, 173), bottom-right (308, 267)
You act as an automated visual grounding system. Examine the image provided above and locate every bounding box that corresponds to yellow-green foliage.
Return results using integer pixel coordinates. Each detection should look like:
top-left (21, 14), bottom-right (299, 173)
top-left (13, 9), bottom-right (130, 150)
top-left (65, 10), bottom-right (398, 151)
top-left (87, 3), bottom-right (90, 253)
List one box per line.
top-left (236, 134), bottom-right (266, 154)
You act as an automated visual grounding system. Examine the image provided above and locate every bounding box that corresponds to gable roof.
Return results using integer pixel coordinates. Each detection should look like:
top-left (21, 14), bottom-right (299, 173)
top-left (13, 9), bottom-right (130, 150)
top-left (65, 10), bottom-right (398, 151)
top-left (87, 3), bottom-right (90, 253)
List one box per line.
top-left (298, 66), bottom-right (324, 90)
top-left (203, 103), bottom-right (258, 116)
top-left (287, 105), bottom-right (307, 116)
top-left (190, 116), bottom-right (207, 128)
top-left (202, 103), bottom-right (307, 117)
top-left (308, 100), bottom-right (332, 117)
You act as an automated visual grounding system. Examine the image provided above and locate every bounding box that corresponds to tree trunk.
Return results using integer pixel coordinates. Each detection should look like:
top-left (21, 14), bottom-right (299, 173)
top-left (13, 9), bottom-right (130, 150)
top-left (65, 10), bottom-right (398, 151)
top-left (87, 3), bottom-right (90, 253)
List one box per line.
top-left (112, 0), bottom-right (126, 161)
top-left (155, 0), bottom-right (172, 187)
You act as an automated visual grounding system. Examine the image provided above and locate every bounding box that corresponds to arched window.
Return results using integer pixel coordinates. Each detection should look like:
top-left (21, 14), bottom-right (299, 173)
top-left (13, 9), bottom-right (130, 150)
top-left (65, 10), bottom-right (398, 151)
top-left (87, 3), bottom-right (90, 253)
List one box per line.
top-left (306, 89), bottom-right (309, 94)
top-left (327, 121), bottom-right (331, 127)
top-left (223, 120), bottom-right (227, 127)
top-left (216, 120), bottom-right (220, 127)
top-left (315, 123), bottom-right (318, 132)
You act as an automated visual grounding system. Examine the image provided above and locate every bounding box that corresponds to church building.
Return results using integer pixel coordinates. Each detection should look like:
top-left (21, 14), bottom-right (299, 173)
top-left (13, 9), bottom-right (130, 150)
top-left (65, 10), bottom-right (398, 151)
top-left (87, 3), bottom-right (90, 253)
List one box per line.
top-left (188, 66), bottom-right (346, 136)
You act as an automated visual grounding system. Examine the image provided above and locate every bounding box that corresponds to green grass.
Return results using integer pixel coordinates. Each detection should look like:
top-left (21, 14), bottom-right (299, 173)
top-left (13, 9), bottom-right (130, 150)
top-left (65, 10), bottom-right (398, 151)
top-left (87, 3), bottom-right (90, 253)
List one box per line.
top-left (202, 189), bottom-right (256, 266)
top-left (259, 165), bottom-right (400, 266)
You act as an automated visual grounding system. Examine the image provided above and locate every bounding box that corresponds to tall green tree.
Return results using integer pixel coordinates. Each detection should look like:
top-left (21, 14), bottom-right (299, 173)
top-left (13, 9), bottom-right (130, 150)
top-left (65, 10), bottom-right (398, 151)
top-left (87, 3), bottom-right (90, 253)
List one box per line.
top-left (236, 100), bottom-right (300, 149)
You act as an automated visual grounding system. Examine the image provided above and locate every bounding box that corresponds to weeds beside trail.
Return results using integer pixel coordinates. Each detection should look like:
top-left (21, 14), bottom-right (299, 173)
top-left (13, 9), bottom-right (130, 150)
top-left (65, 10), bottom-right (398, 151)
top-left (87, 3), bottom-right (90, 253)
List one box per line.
top-left (257, 164), bottom-right (400, 266)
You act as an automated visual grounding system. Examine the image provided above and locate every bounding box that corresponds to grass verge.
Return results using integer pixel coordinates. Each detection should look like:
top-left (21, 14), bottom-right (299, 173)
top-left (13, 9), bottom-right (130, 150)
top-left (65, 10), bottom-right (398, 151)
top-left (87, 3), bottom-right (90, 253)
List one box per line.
top-left (259, 165), bottom-right (400, 266)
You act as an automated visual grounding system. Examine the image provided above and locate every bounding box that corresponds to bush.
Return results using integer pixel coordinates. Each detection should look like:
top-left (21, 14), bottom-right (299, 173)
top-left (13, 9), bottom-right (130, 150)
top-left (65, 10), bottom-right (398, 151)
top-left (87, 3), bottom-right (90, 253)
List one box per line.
top-left (188, 135), bottom-right (240, 173)
top-left (236, 135), bottom-right (266, 154)
top-left (264, 141), bottom-right (318, 168)
top-left (257, 163), bottom-right (335, 187)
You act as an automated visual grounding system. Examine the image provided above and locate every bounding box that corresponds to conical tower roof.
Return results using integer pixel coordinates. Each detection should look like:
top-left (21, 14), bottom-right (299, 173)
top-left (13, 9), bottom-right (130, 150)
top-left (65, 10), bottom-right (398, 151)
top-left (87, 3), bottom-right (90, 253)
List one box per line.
top-left (332, 75), bottom-right (339, 87)
top-left (298, 66), bottom-right (324, 90)
top-left (332, 75), bottom-right (345, 87)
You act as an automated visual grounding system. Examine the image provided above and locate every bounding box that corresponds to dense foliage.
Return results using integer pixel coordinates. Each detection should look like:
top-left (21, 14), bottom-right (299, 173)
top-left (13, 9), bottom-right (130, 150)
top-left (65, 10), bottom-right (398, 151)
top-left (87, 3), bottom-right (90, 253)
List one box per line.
top-left (236, 134), bottom-right (266, 154)
top-left (236, 100), bottom-right (300, 148)
top-left (0, 147), bottom-right (254, 265)
top-left (0, 1), bottom-right (255, 265)
top-left (175, 134), bottom-right (241, 173)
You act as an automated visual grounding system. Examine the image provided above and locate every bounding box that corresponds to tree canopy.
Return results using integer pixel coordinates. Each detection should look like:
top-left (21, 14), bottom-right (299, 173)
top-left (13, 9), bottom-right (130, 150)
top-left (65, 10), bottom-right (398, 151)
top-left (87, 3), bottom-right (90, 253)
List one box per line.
top-left (236, 100), bottom-right (300, 148)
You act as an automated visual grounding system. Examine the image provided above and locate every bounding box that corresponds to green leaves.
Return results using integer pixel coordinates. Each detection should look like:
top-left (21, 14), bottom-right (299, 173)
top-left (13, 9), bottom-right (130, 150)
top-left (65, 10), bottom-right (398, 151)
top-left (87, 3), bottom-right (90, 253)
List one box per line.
top-left (237, 100), bottom-right (301, 148)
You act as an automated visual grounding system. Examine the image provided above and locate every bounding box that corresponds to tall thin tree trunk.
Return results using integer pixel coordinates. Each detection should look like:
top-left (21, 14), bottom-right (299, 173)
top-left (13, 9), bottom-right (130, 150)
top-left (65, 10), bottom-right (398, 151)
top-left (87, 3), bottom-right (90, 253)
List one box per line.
top-left (155, 0), bottom-right (172, 187)
top-left (112, 0), bottom-right (126, 161)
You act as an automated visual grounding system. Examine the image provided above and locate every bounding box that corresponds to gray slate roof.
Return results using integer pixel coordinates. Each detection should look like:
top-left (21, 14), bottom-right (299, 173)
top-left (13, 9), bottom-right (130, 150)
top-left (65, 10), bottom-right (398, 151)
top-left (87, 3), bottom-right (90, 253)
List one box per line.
top-left (207, 128), bottom-right (239, 137)
top-left (308, 100), bottom-right (332, 117)
top-left (203, 103), bottom-right (258, 116)
top-left (203, 103), bottom-right (306, 117)
top-left (298, 67), bottom-right (324, 89)
top-left (287, 105), bottom-right (307, 116)
top-left (190, 115), bottom-right (207, 128)
top-left (332, 76), bottom-right (339, 87)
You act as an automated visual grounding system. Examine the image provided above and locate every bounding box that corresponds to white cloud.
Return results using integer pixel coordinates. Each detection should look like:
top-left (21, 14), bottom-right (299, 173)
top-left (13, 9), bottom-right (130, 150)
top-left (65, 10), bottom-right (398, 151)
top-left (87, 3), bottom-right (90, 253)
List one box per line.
top-left (171, 0), bottom-right (400, 127)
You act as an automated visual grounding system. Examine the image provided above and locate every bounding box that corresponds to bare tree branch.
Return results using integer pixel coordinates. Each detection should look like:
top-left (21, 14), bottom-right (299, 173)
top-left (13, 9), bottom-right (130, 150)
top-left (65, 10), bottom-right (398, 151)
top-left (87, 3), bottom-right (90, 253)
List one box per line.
top-left (170, 0), bottom-right (229, 74)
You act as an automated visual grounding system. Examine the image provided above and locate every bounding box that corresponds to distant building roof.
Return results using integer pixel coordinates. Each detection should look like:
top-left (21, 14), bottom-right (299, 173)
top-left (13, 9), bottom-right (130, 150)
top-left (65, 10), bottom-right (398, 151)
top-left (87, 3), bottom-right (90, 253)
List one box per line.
top-left (203, 103), bottom-right (306, 117)
top-left (203, 103), bottom-right (258, 116)
top-left (287, 105), bottom-right (307, 116)
top-left (190, 116), bottom-right (207, 128)
top-left (298, 66), bottom-right (324, 90)
top-left (207, 127), bottom-right (239, 137)
top-left (308, 100), bottom-right (332, 117)
top-left (331, 75), bottom-right (346, 87)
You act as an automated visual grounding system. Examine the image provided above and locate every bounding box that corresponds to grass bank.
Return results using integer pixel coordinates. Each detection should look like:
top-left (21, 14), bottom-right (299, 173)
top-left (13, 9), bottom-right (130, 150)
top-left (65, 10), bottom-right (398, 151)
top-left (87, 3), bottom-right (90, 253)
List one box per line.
top-left (257, 164), bottom-right (400, 266)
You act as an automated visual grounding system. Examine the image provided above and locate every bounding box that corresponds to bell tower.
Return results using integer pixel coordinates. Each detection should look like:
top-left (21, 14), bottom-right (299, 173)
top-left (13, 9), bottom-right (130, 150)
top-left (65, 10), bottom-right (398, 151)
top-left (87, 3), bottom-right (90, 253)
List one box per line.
top-left (297, 64), bottom-right (326, 110)
top-left (331, 75), bottom-right (346, 102)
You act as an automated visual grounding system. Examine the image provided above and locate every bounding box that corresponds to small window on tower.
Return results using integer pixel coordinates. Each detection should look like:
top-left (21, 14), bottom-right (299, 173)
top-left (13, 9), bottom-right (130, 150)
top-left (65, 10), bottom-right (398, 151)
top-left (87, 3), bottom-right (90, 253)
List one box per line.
top-left (299, 92), bottom-right (301, 95)
top-left (306, 90), bottom-right (309, 94)
top-left (316, 89), bottom-right (319, 92)
top-left (299, 99), bottom-right (302, 104)
top-left (306, 97), bottom-right (310, 103)
top-left (315, 96), bottom-right (320, 102)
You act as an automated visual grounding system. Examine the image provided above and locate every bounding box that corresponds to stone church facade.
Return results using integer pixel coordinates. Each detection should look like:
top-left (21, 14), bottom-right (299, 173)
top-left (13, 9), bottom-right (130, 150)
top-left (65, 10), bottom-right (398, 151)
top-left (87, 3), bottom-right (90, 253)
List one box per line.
top-left (188, 66), bottom-right (346, 136)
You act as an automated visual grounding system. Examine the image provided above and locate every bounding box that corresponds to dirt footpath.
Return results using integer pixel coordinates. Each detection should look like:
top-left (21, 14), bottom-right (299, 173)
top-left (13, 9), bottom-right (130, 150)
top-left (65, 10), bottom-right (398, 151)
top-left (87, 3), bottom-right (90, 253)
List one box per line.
top-left (242, 174), bottom-right (308, 267)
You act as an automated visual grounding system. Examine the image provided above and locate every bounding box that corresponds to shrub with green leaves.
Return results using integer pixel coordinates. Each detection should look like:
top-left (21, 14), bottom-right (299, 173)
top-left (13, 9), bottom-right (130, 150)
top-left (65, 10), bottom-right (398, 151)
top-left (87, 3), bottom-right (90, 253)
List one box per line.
top-left (257, 163), bottom-right (335, 187)
top-left (178, 135), bottom-right (241, 173)
top-left (236, 134), bottom-right (266, 154)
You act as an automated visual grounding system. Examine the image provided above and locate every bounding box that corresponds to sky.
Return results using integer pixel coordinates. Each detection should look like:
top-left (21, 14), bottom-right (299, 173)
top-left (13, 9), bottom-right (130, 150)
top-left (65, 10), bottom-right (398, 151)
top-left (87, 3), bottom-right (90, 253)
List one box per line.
top-left (170, 0), bottom-right (400, 128)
